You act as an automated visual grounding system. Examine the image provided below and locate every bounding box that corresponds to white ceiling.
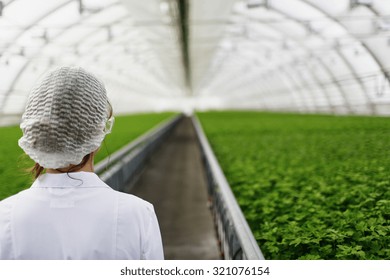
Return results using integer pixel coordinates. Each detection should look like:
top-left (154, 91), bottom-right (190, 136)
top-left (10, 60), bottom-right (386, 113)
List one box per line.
top-left (0, 0), bottom-right (389, 125)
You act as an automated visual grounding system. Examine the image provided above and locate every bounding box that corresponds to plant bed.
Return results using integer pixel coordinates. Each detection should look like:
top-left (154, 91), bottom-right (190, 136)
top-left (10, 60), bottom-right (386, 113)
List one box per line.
top-left (198, 111), bottom-right (390, 260)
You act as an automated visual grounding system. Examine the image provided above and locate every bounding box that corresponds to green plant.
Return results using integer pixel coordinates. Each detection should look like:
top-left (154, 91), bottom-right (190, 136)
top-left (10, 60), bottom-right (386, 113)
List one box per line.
top-left (198, 111), bottom-right (390, 259)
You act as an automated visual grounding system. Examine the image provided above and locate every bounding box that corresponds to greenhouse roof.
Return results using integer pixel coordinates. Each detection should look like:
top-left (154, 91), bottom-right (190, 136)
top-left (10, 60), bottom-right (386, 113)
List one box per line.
top-left (0, 0), bottom-right (390, 125)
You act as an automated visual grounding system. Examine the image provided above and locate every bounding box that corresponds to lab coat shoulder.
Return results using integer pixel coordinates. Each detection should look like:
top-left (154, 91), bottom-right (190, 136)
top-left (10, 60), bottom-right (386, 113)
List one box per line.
top-left (115, 191), bottom-right (154, 227)
top-left (0, 194), bottom-right (19, 259)
top-left (0, 193), bottom-right (19, 222)
top-left (114, 191), bottom-right (164, 260)
top-left (0, 193), bottom-right (17, 209)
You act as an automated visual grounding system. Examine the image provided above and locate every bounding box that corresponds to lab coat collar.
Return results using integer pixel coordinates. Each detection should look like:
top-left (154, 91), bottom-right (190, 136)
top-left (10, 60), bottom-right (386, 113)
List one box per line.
top-left (31, 171), bottom-right (111, 189)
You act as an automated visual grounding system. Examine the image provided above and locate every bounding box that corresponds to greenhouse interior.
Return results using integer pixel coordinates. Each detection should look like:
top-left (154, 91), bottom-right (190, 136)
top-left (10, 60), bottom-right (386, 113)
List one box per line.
top-left (0, 0), bottom-right (389, 260)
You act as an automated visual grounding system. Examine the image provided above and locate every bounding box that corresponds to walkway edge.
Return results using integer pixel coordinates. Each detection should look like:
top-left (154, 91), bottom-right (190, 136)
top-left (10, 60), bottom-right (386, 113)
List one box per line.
top-left (96, 114), bottom-right (183, 191)
top-left (192, 115), bottom-right (265, 260)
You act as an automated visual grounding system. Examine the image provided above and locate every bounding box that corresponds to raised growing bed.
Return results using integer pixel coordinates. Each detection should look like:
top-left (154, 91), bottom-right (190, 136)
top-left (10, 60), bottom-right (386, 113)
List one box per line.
top-left (197, 111), bottom-right (390, 260)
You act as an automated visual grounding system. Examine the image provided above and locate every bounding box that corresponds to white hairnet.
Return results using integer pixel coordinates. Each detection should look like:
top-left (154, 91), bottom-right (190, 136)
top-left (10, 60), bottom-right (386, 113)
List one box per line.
top-left (18, 66), bottom-right (112, 169)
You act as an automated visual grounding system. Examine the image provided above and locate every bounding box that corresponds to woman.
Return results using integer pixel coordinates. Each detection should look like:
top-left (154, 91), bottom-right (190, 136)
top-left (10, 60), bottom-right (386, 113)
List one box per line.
top-left (0, 67), bottom-right (164, 259)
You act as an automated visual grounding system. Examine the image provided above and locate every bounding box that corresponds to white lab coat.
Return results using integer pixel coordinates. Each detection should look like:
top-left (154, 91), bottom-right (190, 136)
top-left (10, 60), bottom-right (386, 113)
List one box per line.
top-left (0, 172), bottom-right (164, 260)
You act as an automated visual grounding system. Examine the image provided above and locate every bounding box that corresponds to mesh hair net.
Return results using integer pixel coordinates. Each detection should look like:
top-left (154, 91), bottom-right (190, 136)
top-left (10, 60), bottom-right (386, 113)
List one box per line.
top-left (18, 66), bottom-right (111, 169)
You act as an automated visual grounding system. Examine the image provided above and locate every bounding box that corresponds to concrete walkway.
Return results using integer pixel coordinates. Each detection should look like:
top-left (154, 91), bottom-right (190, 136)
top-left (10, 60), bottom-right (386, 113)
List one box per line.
top-left (127, 117), bottom-right (220, 260)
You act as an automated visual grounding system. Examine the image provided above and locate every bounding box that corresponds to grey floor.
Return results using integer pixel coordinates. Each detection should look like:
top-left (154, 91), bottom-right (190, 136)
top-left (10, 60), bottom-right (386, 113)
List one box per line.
top-left (127, 117), bottom-right (221, 260)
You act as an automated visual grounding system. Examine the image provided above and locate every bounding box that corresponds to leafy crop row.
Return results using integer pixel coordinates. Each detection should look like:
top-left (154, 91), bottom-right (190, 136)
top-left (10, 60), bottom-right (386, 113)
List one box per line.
top-left (198, 111), bottom-right (390, 259)
top-left (0, 112), bottom-right (174, 201)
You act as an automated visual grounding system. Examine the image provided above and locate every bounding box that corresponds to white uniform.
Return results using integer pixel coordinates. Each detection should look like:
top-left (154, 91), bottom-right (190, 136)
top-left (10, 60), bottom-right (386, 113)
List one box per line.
top-left (0, 172), bottom-right (164, 260)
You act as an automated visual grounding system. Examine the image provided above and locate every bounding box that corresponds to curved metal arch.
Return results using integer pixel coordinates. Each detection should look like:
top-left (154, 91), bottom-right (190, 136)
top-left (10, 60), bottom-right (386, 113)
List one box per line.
top-left (300, 0), bottom-right (389, 109)
top-left (299, 58), bottom-right (335, 111)
top-left (334, 43), bottom-right (376, 113)
top-left (210, 3), bottom-right (373, 113)
top-left (225, 40), bottom-right (334, 112)
top-left (261, 71), bottom-right (301, 111)
top-left (210, 55), bottom-right (307, 111)
top-left (70, 15), bottom-right (132, 49)
top-left (302, 0), bottom-right (379, 113)
top-left (279, 65), bottom-right (314, 111)
top-left (224, 77), bottom-right (271, 110)
top-left (293, 65), bottom-right (329, 111)
top-left (255, 67), bottom-right (306, 111)
top-left (226, 67), bottom-right (304, 111)
top-left (307, 57), bottom-right (337, 113)
top-left (272, 66), bottom-right (309, 111)
top-left (98, 68), bottom-right (169, 97)
top-left (0, 1), bottom-right (124, 113)
top-left (1, 0), bottom-right (75, 56)
top-left (201, 27), bottom-right (320, 98)
top-left (203, 45), bottom-right (276, 93)
top-left (72, 22), bottom-right (179, 87)
top-left (212, 53), bottom-right (268, 93)
top-left (0, 0), bottom-right (75, 110)
top-left (227, 55), bottom-right (336, 112)
top-left (299, 60), bottom-right (336, 111)
top-left (70, 20), bottom-right (185, 92)
top-left (207, 12), bottom-right (353, 113)
top-left (247, 4), bottom-right (361, 113)
top-left (208, 54), bottom-right (307, 112)
top-left (203, 58), bottom-right (252, 93)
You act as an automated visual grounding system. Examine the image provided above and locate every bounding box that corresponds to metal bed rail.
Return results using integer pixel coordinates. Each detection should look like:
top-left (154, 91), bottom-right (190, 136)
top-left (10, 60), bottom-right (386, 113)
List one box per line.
top-left (95, 114), bottom-right (183, 191)
top-left (192, 116), bottom-right (265, 260)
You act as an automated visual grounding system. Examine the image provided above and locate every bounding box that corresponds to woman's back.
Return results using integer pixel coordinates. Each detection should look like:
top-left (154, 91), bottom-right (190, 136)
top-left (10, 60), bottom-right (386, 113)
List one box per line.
top-left (0, 172), bottom-right (163, 260)
top-left (0, 67), bottom-right (163, 260)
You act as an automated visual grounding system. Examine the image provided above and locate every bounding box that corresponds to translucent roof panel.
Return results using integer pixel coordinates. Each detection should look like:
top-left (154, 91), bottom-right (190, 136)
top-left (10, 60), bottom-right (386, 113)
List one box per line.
top-left (193, 0), bottom-right (390, 115)
top-left (0, 0), bottom-right (186, 125)
top-left (0, 0), bottom-right (389, 126)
